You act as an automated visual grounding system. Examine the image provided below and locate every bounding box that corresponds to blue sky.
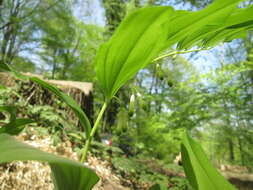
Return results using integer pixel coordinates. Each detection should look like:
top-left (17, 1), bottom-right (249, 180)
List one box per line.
top-left (73, 0), bottom-right (105, 26)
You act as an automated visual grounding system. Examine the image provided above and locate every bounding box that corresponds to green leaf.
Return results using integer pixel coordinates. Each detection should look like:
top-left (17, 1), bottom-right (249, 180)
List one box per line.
top-left (96, 6), bottom-right (173, 100)
top-left (0, 133), bottom-right (99, 190)
top-left (0, 105), bottom-right (17, 122)
top-left (181, 132), bottom-right (236, 190)
top-left (0, 105), bottom-right (35, 135)
top-left (30, 77), bottom-right (91, 137)
top-left (96, 0), bottom-right (253, 100)
top-left (0, 118), bottom-right (35, 135)
top-left (166, 0), bottom-right (253, 49)
top-left (204, 5), bottom-right (253, 46)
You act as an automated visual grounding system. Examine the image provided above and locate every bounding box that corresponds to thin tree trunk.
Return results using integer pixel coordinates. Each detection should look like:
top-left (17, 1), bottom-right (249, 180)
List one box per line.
top-left (51, 49), bottom-right (58, 79)
top-left (238, 137), bottom-right (245, 165)
top-left (228, 138), bottom-right (234, 162)
top-left (1, 0), bottom-right (20, 64)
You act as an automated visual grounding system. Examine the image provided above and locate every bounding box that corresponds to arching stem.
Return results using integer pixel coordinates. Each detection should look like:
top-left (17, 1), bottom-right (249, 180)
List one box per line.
top-left (81, 102), bottom-right (108, 163)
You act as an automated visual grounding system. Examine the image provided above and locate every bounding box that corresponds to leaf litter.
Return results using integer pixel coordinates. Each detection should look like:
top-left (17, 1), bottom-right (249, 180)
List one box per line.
top-left (0, 129), bottom-right (130, 190)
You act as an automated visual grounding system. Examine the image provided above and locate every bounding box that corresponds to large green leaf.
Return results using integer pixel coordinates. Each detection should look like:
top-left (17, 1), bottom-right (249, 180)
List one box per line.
top-left (181, 132), bottom-right (236, 190)
top-left (165, 0), bottom-right (243, 49)
top-left (0, 133), bottom-right (99, 190)
top-left (96, 0), bottom-right (253, 100)
top-left (96, 6), bottom-right (173, 100)
top-left (29, 77), bottom-right (91, 137)
top-left (204, 5), bottom-right (253, 46)
top-left (168, 2), bottom-right (253, 49)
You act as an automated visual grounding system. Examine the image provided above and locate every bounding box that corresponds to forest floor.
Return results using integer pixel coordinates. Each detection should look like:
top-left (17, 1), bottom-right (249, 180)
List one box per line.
top-left (0, 129), bottom-right (253, 190)
top-left (0, 129), bottom-right (131, 190)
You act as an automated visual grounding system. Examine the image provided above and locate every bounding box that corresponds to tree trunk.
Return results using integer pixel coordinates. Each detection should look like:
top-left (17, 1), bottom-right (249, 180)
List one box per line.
top-left (238, 137), bottom-right (245, 166)
top-left (228, 138), bottom-right (235, 162)
top-left (1, 0), bottom-right (21, 64)
top-left (102, 0), bottom-right (126, 35)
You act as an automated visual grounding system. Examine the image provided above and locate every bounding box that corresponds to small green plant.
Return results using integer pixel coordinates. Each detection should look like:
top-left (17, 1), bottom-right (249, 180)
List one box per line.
top-left (1, 0), bottom-right (253, 189)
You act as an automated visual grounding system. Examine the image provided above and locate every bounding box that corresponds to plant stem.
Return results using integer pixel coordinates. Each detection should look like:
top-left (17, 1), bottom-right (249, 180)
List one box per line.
top-left (152, 48), bottom-right (211, 62)
top-left (81, 102), bottom-right (107, 163)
